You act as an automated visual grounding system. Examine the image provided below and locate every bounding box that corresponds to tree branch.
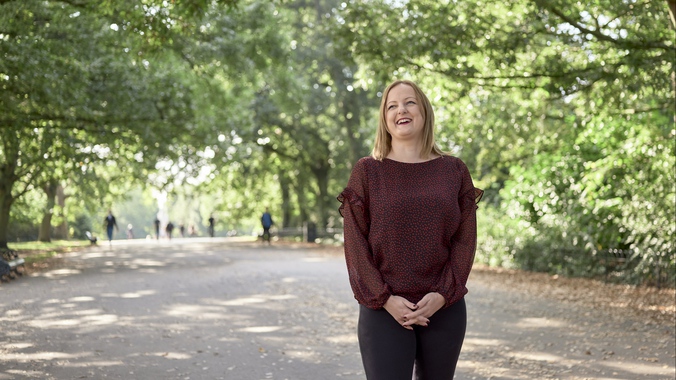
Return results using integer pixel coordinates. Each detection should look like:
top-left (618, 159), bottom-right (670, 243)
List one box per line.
top-left (536, 0), bottom-right (675, 52)
top-left (407, 57), bottom-right (606, 81)
top-left (0, 112), bottom-right (166, 131)
top-left (668, 0), bottom-right (676, 28)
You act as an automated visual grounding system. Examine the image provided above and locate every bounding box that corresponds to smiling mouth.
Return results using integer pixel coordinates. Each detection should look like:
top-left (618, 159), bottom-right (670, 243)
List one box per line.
top-left (396, 118), bottom-right (412, 125)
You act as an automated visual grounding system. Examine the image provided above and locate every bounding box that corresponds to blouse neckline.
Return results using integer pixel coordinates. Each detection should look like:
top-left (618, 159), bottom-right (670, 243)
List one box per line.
top-left (383, 156), bottom-right (445, 165)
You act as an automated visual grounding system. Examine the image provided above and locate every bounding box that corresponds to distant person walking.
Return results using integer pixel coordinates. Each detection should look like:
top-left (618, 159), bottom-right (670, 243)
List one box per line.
top-left (179, 223), bottom-right (185, 238)
top-left (154, 217), bottom-right (161, 240)
top-left (166, 221), bottom-right (174, 240)
top-left (126, 224), bottom-right (134, 239)
top-left (103, 210), bottom-right (118, 245)
top-left (261, 208), bottom-right (274, 244)
top-left (208, 215), bottom-right (215, 238)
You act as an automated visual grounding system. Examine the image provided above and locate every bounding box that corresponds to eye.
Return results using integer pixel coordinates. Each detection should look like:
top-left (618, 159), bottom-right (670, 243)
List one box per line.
top-left (407, 101), bottom-right (416, 105)
top-left (387, 105), bottom-right (396, 110)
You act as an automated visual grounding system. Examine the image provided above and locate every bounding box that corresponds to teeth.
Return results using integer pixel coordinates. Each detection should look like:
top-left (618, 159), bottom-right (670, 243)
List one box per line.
top-left (397, 119), bottom-right (411, 125)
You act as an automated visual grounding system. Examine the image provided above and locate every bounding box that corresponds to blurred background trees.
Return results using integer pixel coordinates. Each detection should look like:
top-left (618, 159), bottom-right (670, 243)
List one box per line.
top-left (1, 0), bottom-right (673, 286)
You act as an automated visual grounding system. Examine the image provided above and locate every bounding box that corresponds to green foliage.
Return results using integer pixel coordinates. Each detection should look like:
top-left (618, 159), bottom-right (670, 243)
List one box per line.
top-left (0, 0), bottom-right (237, 246)
top-left (7, 190), bottom-right (46, 242)
top-left (196, 0), bottom-right (377, 229)
top-left (338, 0), bottom-right (675, 285)
top-left (2, 0), bottom-right (673, 287)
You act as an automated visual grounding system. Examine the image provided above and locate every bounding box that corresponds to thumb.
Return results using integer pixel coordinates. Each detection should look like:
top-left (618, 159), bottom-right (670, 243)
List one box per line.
top-left (416, 295), bottom-right (433, 308)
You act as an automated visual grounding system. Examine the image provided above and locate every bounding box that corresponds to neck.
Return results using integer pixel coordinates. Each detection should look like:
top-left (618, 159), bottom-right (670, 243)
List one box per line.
top-left (388, 140), bottom-right (429, 163)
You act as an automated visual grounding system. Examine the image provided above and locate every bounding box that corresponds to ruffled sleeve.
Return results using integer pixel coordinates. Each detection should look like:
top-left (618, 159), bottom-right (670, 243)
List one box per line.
top-left (337, 188), bottom-right (363, 218)
top-left (337, 159), bottom-right (391, 309)
top-left (432, 159), bottom-right (483, 307)
top-left (473, 188), bottom-right (484, 208)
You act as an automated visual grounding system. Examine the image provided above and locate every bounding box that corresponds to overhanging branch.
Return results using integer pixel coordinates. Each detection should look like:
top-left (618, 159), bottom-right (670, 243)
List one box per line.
top-left (535, 0), bottom-right (675, 52)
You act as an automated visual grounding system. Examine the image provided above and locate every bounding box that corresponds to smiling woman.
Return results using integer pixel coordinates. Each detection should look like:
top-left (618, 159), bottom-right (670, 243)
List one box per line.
top-left (372, 80), bottom-right (445, 163)
top-left (383, 84), bottom-right (424, 145)
top-left (338, 80), bottom-right (483, 380)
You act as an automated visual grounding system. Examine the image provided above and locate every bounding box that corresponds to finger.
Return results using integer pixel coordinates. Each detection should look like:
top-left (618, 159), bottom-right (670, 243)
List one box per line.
top-left (415, 297), bottom-right (429, 308)
top-left (403, 317), bottom-right (428, 328)
top-left (405, 305), bottom-right (432, 318)
top-left (417, 294), bottom-right (437, 308)
top-left (401, 299), bottom-right (417, 310)
top-left (404, 314), bottom-right (427, 323)
top-left (415, 316), bottom-right (430, 324)
top-left (403, 309), bottom-right (422, 320)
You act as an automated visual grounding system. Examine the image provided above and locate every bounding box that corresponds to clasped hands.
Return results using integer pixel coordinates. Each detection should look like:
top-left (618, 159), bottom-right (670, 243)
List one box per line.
top-left (383, 292), bottom-right (445, 330)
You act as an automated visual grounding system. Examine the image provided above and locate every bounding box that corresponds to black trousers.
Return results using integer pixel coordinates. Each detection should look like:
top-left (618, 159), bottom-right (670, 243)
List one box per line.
top-left (358, 298), bottom-right (466, 380)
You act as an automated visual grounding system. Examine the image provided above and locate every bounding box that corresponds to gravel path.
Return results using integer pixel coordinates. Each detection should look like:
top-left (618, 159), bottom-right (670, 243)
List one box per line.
top-left (0, 238), bottom-right (673, 379)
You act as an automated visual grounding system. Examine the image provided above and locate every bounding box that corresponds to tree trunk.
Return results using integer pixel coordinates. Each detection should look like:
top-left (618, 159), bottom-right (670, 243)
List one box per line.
top-left (343, 90), bottom-right (370, 163)
top-left (53, 184), bottom-right (69, 239)
top-left (0, 184), bottom-right (14, 250)
top-left (671, 1), bottom-right (676, 122)
top-left (279, 172), bottom-right (292, 228)
top-left (296, 177), bottom-right (309, 224)
top-left (38, 180), bottom-right (58, 242)
top-left (311, 163), bottom-right (330, 229)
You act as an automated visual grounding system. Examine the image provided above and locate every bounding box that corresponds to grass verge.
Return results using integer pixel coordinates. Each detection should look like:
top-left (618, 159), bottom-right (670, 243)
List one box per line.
top-left (7, 240), bottom-right (90, 264)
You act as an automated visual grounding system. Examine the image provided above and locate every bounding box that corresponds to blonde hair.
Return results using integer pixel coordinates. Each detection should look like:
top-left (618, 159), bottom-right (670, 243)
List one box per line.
top-left (372, 80), bottom-right (446, 160)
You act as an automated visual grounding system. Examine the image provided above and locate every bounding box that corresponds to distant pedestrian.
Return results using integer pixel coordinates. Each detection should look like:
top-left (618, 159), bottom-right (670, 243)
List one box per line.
top-left (261, 208), bottom-right (274, 244)
top-left (126, 224), bottom-right (134, 239)
top-left (166, 221), bottom-right (174, 240)
top-left (179, 223), bottom-right (185, 238)
top-left (154, 217), bottom-right (161, 240)
top-left (103, 210), bottom-right (118, 245)
top-left (208, 214), bottom-right (215, 237)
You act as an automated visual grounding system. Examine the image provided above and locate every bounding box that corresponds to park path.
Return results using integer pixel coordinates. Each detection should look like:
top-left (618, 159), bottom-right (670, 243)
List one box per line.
top-left (0, 238), bottom-right (674, 380)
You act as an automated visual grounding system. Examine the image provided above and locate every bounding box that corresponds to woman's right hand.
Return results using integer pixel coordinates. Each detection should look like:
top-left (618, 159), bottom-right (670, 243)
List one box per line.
top-left (383, 295), bottom-right (423, 330)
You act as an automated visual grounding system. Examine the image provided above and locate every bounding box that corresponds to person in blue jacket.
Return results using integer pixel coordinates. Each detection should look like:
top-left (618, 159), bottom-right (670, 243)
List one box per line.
top-left (261, 208), bottom-right (274, 244)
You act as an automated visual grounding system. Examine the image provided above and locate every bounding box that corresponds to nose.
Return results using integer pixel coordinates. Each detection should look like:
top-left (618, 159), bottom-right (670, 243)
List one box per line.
top-left (398, 104), bottom-right (408, 113)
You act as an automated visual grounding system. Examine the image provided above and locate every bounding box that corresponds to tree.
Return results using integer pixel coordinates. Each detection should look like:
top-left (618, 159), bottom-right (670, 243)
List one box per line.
top-left (248, 0), bottom-right (378, 228)
top-left (336, 0), bottom-right (675, 283)
top-left (0, 0), bottom-right (218, 247)
top-left (187, 0), bottom-right (377, 230)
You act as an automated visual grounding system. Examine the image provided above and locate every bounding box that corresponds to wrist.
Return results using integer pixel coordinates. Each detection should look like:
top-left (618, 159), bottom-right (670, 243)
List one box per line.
top-left (432, 292), bottom-right (446, 307)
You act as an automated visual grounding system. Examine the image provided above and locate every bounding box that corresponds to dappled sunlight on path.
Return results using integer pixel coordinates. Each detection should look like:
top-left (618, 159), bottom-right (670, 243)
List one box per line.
top-left (458, 268), bottom-right (675, 380)
top-left (0, 240), bottom-right (673, 379)
top-left (0, 239), bottom-right (363, 379)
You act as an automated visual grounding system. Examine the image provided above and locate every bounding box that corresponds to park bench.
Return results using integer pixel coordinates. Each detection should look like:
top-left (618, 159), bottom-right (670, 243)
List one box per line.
top-left (85, 231), bottom-right (98, 245)
top-left (0, 248), bottom-right (25, 282)
top-left (599, 248), bottom-right (631, 281)
top-left (274, 225), bottom-right (344, 243)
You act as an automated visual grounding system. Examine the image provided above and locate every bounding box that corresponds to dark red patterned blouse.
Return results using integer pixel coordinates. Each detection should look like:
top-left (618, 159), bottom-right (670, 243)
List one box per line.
top-left (338, 155), bottom-right (483, 310)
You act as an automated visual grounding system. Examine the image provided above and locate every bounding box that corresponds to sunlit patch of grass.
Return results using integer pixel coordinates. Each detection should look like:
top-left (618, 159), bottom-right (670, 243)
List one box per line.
top-left (22, 251), bottom-right (60, 264)
top-left (7, 240), bottom-right (90, 264)
top-left (8, 240), bottom-right (89, 251)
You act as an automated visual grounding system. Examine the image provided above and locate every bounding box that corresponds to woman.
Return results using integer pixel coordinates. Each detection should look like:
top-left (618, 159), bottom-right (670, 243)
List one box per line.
top-left (338, 80), bottom-right (483, 380)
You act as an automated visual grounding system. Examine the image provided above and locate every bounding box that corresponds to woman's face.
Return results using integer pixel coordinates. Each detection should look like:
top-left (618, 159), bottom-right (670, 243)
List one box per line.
top-left (385, 84), bottom-right (424, 143)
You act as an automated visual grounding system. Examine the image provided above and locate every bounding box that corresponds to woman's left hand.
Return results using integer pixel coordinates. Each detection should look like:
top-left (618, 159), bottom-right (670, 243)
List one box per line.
top-left (402, 292), bottom-right (445, 328)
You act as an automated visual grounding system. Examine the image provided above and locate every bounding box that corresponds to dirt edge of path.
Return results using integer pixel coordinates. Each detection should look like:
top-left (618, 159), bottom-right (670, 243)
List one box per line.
top-left (470, 265), bottom-right (675, 328)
